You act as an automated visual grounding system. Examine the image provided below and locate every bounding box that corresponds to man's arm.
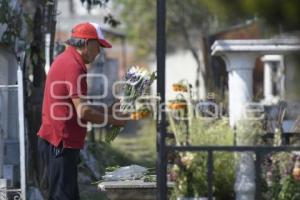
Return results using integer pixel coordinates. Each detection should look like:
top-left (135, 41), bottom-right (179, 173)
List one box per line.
top-left (71, 98), bottom-right (127, 126)
top-left (89, 100), bottom-right (120, 115)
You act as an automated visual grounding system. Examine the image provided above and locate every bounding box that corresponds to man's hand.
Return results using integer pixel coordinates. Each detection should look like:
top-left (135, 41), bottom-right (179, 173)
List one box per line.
top-left (72, 98), bottom-right (129, 127)
top-left (72, 98), bottom-right (109, 124)
top-left (109, 110), bottom-right (129, 127)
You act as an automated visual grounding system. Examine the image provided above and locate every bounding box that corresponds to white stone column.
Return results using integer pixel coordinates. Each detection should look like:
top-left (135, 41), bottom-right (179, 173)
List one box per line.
top-left (263, 60), bottom-right (273, 100)
top-left (222, 53), bottom-right (257, 127)
top-left (261, 55), bottom-right (284, 103)
top-left (220, 53), bottom-right (257, 200)
top-left (278, 56), bottom-right (285, 99)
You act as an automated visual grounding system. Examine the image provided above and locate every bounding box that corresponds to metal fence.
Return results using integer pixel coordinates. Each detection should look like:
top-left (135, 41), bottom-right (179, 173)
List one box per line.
top-left (0, 188), bottom-right (22, 200)
top-left (167, 145), bottom-right (300, 200)
top-left (155, 0), bottom-right (300, 199)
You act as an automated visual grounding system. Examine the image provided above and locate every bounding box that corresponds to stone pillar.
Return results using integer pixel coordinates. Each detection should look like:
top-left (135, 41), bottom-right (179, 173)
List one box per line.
top-left (222, 53), bottom-right (257, 127)
top-left (217, 52), bottom-right (258, 200)
top-left (261, 55), bottom-right (284, 103)
top-left (263, 59), bottom-right (273, 101)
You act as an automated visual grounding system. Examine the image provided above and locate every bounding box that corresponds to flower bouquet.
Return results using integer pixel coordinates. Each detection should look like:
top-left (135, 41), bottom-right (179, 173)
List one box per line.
top-left (105, 66), bottom-right (156, 143)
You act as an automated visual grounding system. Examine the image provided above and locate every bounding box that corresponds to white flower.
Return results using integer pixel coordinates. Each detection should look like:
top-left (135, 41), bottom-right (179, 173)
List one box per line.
top-left (105, 66), bottom-right (156, 143)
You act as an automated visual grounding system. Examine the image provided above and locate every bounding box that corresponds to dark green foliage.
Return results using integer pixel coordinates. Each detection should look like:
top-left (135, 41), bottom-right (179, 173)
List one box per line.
top-left (79, 0), bottom-right (120, 27)
top-left (0, 0), bottom-right (23, 44)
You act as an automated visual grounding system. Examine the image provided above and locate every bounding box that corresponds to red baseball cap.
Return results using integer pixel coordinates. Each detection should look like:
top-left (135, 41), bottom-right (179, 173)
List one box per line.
top-left (71, 22), bottom-right (112, 48)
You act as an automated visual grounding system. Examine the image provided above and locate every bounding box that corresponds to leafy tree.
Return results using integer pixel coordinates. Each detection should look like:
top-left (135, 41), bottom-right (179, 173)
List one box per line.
top-left (113, 0), bottom-right (255, 58)
top-left (79, 0), bottom-right (120, 27)
top-left (112, 0), bottom-right (300, 98)
top-left (113, 0), bottom-right (248, 98)
top-left (202, 0), bottom-right (300, 32)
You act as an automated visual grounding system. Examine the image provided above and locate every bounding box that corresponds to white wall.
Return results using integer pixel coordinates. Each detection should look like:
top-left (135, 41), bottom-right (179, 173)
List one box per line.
top-left (151, 50), bottom-right (204, 100)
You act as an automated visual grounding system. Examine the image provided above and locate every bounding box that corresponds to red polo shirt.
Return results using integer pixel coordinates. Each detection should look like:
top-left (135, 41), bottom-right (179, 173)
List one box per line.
top-left (38, 46), bottom-right (87, 149)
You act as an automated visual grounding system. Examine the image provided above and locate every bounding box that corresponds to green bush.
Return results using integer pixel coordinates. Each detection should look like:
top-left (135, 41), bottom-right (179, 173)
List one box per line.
top-left (170, 119), bottom-right (235, 199)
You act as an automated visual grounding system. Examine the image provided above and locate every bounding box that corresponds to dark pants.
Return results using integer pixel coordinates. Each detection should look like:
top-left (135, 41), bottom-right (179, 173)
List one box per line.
top-left (38, 137), bottom-right (80, 200)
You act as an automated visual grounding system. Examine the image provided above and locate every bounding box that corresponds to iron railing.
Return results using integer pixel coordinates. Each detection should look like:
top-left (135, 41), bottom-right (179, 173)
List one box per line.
top-left (0, 188), bottom-right (22, 200)
top-left (167, 145), bottom-right (300, 200)
top-left (156, 0), bottom-right (300, 199)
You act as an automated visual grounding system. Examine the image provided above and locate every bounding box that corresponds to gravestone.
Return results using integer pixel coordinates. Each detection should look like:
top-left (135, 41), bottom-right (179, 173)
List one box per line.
top-left (98, 180), bottom-right (174, 200)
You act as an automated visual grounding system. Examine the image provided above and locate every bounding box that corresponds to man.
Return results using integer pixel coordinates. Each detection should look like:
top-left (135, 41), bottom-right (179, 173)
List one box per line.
top-left (37, 22), bottom-right (126, 200)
